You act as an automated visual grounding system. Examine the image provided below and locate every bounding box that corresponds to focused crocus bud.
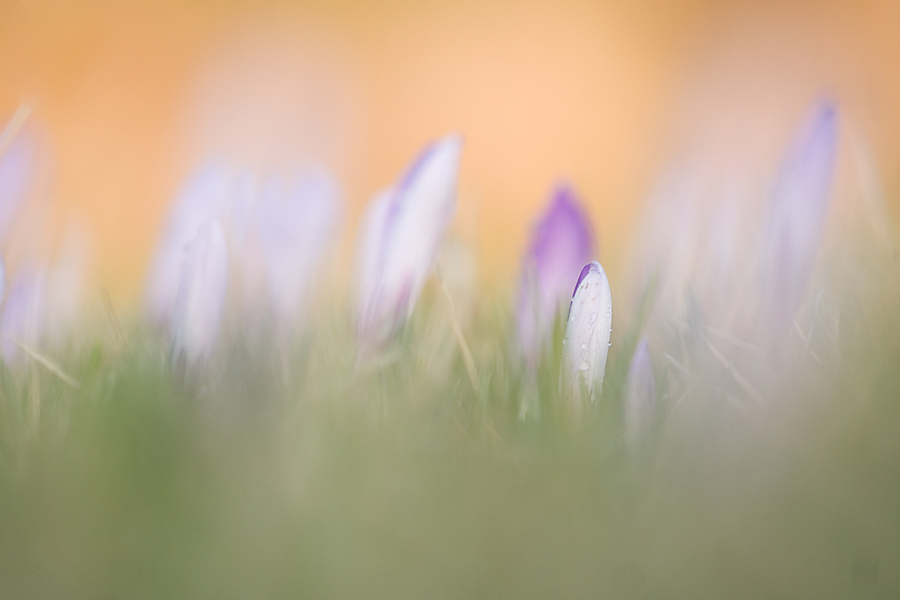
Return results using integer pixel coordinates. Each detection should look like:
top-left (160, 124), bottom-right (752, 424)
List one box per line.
top-left (624, 336), bottom-right (655, 450)
top-left (170, 221), bottom-right (229, 367)
top-left (356, 135), bottom-right (462, 355)
top-left (145, 162), bottom-right (233, 326)
top-left (560, 260), bottom-right (612, 412)
top-left (255, 166), bottom-right (341, 334)
top-left (516, 184), bottom-right (595, 369)
top-left (763, 102), bottom-right (837, 331)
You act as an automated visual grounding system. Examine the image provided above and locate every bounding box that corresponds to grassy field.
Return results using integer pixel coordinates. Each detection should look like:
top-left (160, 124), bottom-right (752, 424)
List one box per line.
top-left (0, 241), bottom-right (898, 600)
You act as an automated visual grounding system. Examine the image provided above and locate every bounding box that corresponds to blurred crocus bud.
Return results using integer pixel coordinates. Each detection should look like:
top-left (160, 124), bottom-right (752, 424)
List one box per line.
top-left (763, 103), bottom-right (837, 331)
top-left (145, 162), bottom-right (233, 326)
top-left (356, 135), bottom-right (462, 354)
top-left (624, 336), bottom-right (656, 449)
top-left (0, 108), bottom-right (36, 246)
top-left (255, 166), bottom-right (341, 333)
top-left (516, 184), bottom-right (595, 369)
top-left (1, 269), bottom-right (45, 364)
top-left (560, 260), bottom-right (612, 411)
top-left (170, 221), bottom-right (229, 366)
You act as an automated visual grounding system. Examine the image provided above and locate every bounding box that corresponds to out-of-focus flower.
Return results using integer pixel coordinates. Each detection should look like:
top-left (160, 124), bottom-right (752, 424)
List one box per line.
top-left (170, 221), bottom-right (229, 366)
top-left (0, 257), bottom-right (6, 304)
top-left (624, 336), bottom-right (655, 449)
top-left (43, 223), bottom-right (92, 348)
top-left (145, 162), bottom-right (233, 325)
top-left (516, 184), bottom-right (595, 369)
top-left (356, 135), bottom-right (463, 354)
top-left (1, 269), bottom-right (45, 364)
top-left (762, 102), bottom-right (837, 332)
top-left (255, 166), bottom-right (341, 334)
top-left (560, 260), bottom-right (612, 410)
top-left (0, 107), bottom-right (36, 246)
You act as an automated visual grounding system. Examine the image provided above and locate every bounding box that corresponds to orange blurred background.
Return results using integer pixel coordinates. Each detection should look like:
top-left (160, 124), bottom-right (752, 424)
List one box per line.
top-left (0, 0), bottom-right (898, 307)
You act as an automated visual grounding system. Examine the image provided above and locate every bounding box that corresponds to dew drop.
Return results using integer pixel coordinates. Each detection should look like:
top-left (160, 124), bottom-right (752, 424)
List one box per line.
top-left (581, 343), bottom-right (587, 350)
top-left (579, 360), bottom-right (590, 371)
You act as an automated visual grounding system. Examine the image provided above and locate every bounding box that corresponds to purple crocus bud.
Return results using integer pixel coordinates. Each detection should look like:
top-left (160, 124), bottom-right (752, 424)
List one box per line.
top-left (624, 336), bottom-right (655, 449)
top-left (1, 269), bottom-right (45, 364)
top-left (356, 134), bottom-right (463, 353)
top-left (763, 103), bottom-right (837, 331)
top-left (170, 220), bottom-right (229, 366)
top-left (560, 260), bottom-right (612, 410)
top-left (0, 256), bottom-right (6, 303)
top-left (516, 184), bottom-right (595, 368)
top-left (0, 110), bottom-right (37, 246)
top-left (255, 166), bottom-right (341, 332)
top-left (145, 161), bottom-right (233, 326)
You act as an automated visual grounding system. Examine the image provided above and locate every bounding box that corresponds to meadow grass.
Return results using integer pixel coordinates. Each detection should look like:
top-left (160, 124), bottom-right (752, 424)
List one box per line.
top-left (0, 257), bottom-right (898, 600)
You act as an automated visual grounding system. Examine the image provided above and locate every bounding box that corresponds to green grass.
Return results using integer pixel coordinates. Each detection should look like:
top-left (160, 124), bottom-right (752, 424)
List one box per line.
top-left (0, 262), bottom-right (899, 600)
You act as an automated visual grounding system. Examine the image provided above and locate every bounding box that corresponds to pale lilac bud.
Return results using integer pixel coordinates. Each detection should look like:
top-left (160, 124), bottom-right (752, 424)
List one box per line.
top-left (624, 336), bottom-right (655, 449)
top-left (255, 166), bottom-right (341, 331)
top-left (145, 162), bottom-right (233, 325)
top-left (170, 221), bottom-right (229, 366)
top-left (764, 103), bottom-right (837, 330)
top-left (356, 135), bottom-right (462, 352)
top-left (0, 115), bottom-right (36, 245)
top-left (516, 184), bottom-right (595, 368)
top-left (560, 260), bottom-right (612, 409)
top-left (1, 269), bottom-right (45, 364)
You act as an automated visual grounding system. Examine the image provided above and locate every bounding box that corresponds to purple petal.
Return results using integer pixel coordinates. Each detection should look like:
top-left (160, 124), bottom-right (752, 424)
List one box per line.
top-left (516, 184), bottom-right (595, 367)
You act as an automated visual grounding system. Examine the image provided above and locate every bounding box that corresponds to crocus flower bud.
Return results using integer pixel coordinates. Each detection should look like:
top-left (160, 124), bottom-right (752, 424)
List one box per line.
top-left (0, 256), bottom-right (6, 303)
top-left (1, 269), bottom-right (45, 364)
top-left (170, 220), bottom-right (229, 366)
top-left (763, 102), bottom-right (837, 331)
top-left (146, 162), bottom-right (233, 326)
top-left (356, 135), bottom-right (463, 354)
top-left (624, 336), bottom-right (655, 449)
top-left (255, 166), bottom-right (341, 334)
top-left (516, 184), bottom-right (595, 369)
top-left (0, 107), bottom-right (36, 246)
top-left (560, 260), bottom-right (612, 411)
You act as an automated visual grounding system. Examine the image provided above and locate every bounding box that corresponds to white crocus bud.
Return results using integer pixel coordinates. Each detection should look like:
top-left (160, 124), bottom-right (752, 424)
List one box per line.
top-left (170, 220), bottom-right (229, 367)
top-left (355, 135), bottom-right (463, 356)
top-left (560, 260), bottom-right (612, 412)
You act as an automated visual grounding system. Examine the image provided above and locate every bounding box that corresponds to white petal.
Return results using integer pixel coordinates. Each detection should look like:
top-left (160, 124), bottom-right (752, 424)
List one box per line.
top-left (561, 261), bottom-right (612, 407)
top-left (170, 220), bottom-right (229, 365)
top-left (356, 134), bottom-right (462, 350)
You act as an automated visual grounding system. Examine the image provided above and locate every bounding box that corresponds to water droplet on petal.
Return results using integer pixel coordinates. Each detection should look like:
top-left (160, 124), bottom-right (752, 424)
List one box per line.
top-left (579, 360), bottom-right (590, 371)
